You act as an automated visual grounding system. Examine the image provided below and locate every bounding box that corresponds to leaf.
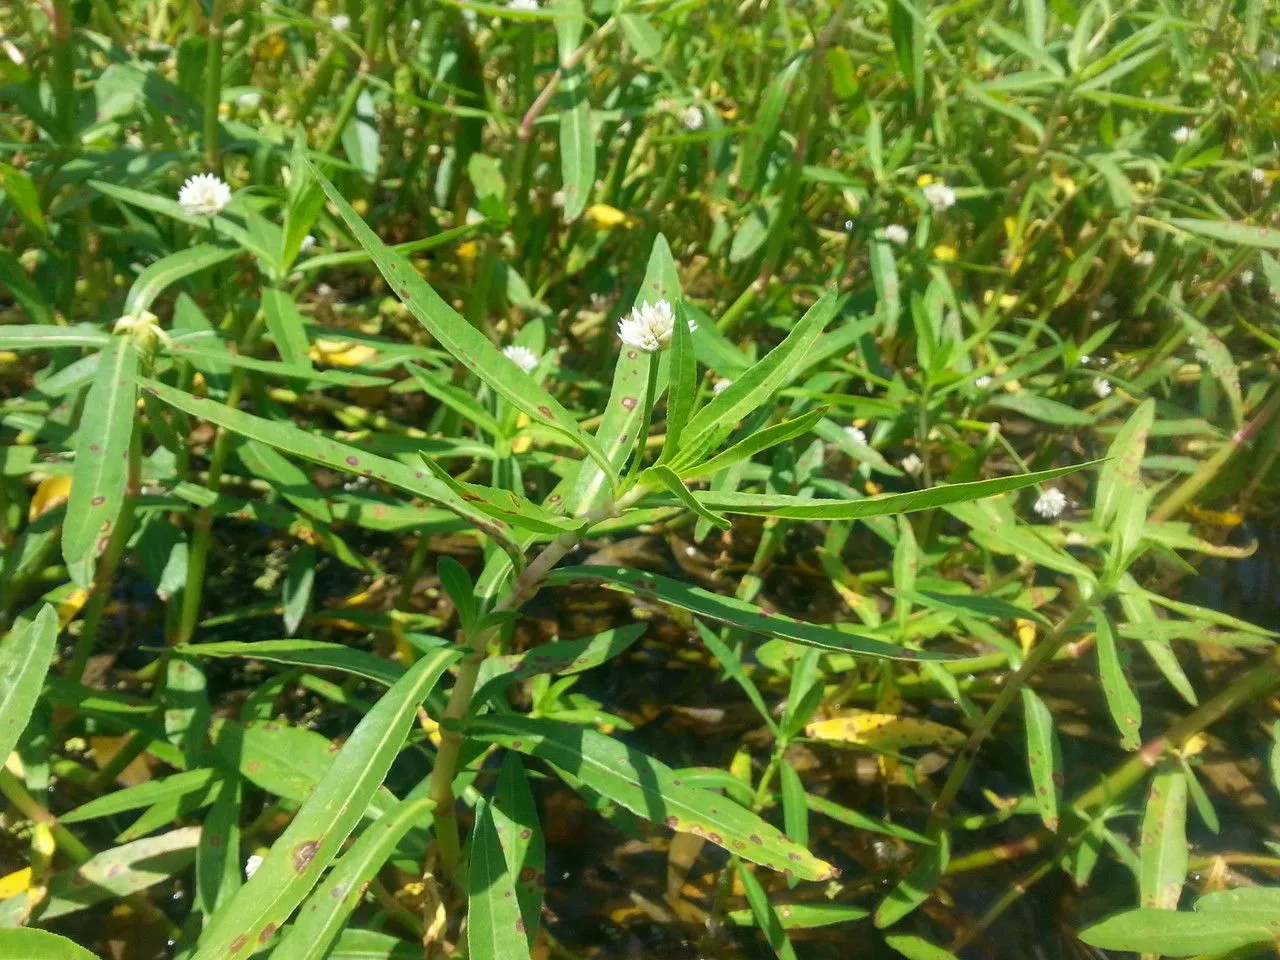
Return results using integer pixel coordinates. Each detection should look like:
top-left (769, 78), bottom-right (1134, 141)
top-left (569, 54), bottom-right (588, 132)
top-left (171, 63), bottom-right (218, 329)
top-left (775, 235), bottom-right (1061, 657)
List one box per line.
top-left (464, 714), bottom-right (838, 881)
top-left (874, 829), bottom-right (948, 927)
top-left (177, 639), bottom-right (405, 687)
top-left (728, 901), bottom-right (869, 929)
top-left (695, 620), bottom-right (776, 734)
top-left (0, 606), bottom-right (58, 763)
top-left (40, 828), bottom-right (200, 919)
top-left (0, 162), bottom-right (47, 235)
top-left (191, 646), bottom-right (460, 959)
top-left (618, 13), bottom-right (662, 61)
top-left (1179, 757), bottom-right (1219, 835)
top-left (1166, 217), bottom-right (1280, 249)
top-left (123, 244), bottom-right (237, 316)
top-left (1020, 688), bottom-right (1061, 831)
top-left (659, 299), bottom-right (696, 462)
top-left (1080, 907), bottom-right (1276, 955)
top-left (261, 287), bottom-right (313, 369)
top-left (737, 863), bottom-right (799, 960)
top-left (61, 768), bottom-right (219, 823)
top-left (1139, 761), bottom-right (1188, 910)
top-left (1095, 398), bottom-right (1154, 529)
top-left (492, 754), bottom-right (544, 948)
top-left (0, 928), bottom-right (107, 959)
top-left (884, 935), bottom-right (962, 960)
top-left (270, 797), bottom-right (435, 960)
top-left (545, 565), bottom-right (950, 662)
top-left (670, 289), bottom-right (838, 470)
top-left (695, 461), bottom-right (1096, 519)
top-left (141, 378), bottom-right (527, 569)
top-left (420, 457), bottom-right (580, 535)
top-left (474, 623), bottom-right (646, 702)
top-left (0, 324), bottom-right (110, 350)
top-left (643, 464), bottom-right (730, 530)
top-left (740, 56), bottom-right (803, 192)
top-left (904, 589), bottom-right (1050, 627)
top-left (197, 775), bottom-right (241, 916)
top-left (283, 545), bottom-right (316, 635)
top-left (468, 798), bottom-right (533, 960)
top-left (63, 337), bottom-right (138, 586)
top-left (307, 162), bottom-right (611, 477)
top-left (1095, 612), bottom-right (1141, 749)
top-left (805, 793), bottom-right (931, 844)
top-left (987, 392), bottom-right (1094, 425)
top-left (676, 407), bottom-right (827, 481)
top-left (805, 711), bottom-right (965, 750)
top-left (1167, 299), bottom-right (1243, 427)
top-left (236, 438), bottom-right (334, 523)
top-left (870, 233), bottom-right (902, 335)
top-left (555, 0), bottom-right (593, 222)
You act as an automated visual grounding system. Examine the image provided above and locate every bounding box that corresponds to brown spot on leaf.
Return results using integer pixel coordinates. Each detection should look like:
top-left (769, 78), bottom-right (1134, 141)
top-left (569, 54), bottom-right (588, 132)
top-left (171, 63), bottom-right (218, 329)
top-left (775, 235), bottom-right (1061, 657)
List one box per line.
top-left (293, 840), bottom-right (319, 872)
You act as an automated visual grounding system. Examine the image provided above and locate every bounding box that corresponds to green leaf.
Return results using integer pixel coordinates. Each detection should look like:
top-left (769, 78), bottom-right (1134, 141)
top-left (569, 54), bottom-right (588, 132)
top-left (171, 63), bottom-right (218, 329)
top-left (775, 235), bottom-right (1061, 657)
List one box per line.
top-left (61, 768), bottom-right (219, 823)
top-left (270, 797), bottom-right (435, 960)
top-left (1020, 688), bottom-right (1061, 831)
top-left (0, 324), bottom-right (110, 350)
top-left (805, 793), bottom-right (931, 844)
top-left (695, 461), bottom-right (1096, 520)
top-left (63, 337), bottom-right (138, 586)
top-left (168, 340), bottom-right (387, 387)
top-left (659, 299), bottom-right (696, 462)
top-left (0, 605), bottom-right (58, 763)
top-left (464, 715), bottom-right (838, 881)
top-left (473, 623), bottom-right (647, 702)
top-left (643, 464), bottom-right (730, 530)
top-left (1166, 217), bottom-right (1280, 249)
top-left (695, 620), bottom-right (776, 734)
top-left (1095, 398), bottom-right (1154, 529)
top-left (141, 378), bottom-right (528, 569)
top-left (1178, 757), bottom-right (1219, 835)
top-left (1139, 761), bottom-right (1188, 910)
top-left (676, 407), bottom-right (827, 481)
top-left (306, 162), bottom-right (611, 477)
top-left (236, 438), bottom-right (334, 523)
top-left (261, 287), bottom-right (313, 369)
top-left (618, 13), bottom-right (663, 61)
top-left (728, 901), bottom-right (869, 929)
top-left (884, 934), bottom-right (962, 960)
top-left (491, 754), bottom-right (544, 948)
top-left (191, 646), bottom-right (460, 959)
top-left (904, 589), bottom-right (1050, 626)
top-left (1166, 298), bottom-right (1243, 427)
top-left (1080, 907), bottom-right (1276, 955)
top-left (0, 249), bottom-right (52, 323)
top-left (737, 862), bottom-right (799, 960)
top-left (404, 363), bottom-right (503, 437)
top-left (874, 829), bottom-right (948, 927)
top-left (197, 775), bottom-right (242, 916)
top-left (0, 927), bottom-right (111, 959)
top-left (987, 392), bottom-right (1094, 426)
top-left (283, 545), bottom-right (316, 635)
top-left (1095, 611), bottom-right (1141, 749)
top-left (124, 244), bottom-right (237, 316)
top-left (554, 0), bottom-right (593, 221)
top-left (468, 798), bottom-right (533, 960)
top-left (177, 639), bottom-right (405, 687)
top-left (546, 565), bottom-right (949, 662)
top-left (671, 289), bottom-right (838, 469)
top-left (420, 457), bottom-right (580, 535)
top-left (40, 828), bottom-right (200, 920)
top-left (0, 162), bottom-right (47, 235)
top-left (870, 233), bottom-right (902, 335)
top-left (740, 55), bottom-right (803, 192)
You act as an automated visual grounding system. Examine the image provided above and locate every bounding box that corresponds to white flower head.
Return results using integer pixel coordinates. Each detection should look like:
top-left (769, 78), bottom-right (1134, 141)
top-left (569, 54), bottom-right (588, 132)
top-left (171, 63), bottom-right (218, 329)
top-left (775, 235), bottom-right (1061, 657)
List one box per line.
top-left (503, 344), bottom-right (539, 374)
top-left (236, 91), bottom-right (262, 110)
top-left (923, 181), bottom-right (956, 213)
top-left (974, 374), bottom-right (992, 389)
top-left (300, 234), bottom-right (317, 252)
top-left (178, 173), bottom-right (232, 217)
top-left (1250, 167), bottom-right (1266, 184)
top-left (1172, 125), bottom-right (1193, 144)
top-left (1239, 269), bottom-right (1254, 285)
top-left (1079, 354), bottom-right (1091, 365)
top-left (1260, 49), bottom-right (1279, 70)
top-left (844, 425), bottom-right (867, 446)
top-left (1033, 487), bottom-right (1068, 519)
top-left (1133, 250), bottom-right (1155, 268)
top-left (1091, 377), bottom-right (1112, 398)
top-left (508, 0), bottom-right (539, 10)
top-left (330, 14), bottom-right (351, 31)
top-left (901, 453), bottom-right (923, 476)
top-left (244, 854), bottom-right (264, 880)
top-left (712, 377), bottom-right (733, 395)
top-left (884, 224), bottom-right (910, 246)
top-left (617, 299), bottom-right (694, 353)
top-left (680, 104), bottom-right (704, 131)
top-left (410, 17), bottom-right (422, 30)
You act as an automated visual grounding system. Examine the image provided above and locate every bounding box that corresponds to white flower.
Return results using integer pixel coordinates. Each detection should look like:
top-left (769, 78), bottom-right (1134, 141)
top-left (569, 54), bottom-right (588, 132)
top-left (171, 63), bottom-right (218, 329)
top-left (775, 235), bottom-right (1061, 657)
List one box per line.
top-left (236, 91), bottom-right (261, 110)
top-left (1079, 354), bottom-right (1091, 365)
top-left (901, 453), bottom-right (923, 475)
top-left (244, 855), bottom-right (264, 879)
top-left (177, 173), bottom-right (232, 217)
top-left (680, 105), bottom-right (704, 131)
top-left (884, 224), bottom-right (909, 246)
top-left (1239, 269), bottom-right (1254, 285)
top-left (1251, 167), bottom-right (1267, 184)
top-left (974, 375), bottom-right (992, 389)
top-left (508, 0), bottom-right (538, 10)
top-left (1133, 250), bottom-right (1155, 268)
top-left (330, 14), bottom-right (351, 30)
top-left (465, 208), bottom-right (485, 226)
top-left (712, 378), bottom-right (733, 395)
top-left (923, 181), bottom-right (956, 213)
top-left (1172, 125), bottom-right (1193, 144)
top-left (550, 190), bottom-right (566, 208)
top-left (1260, 49), bottom-right (1279, 70)
top-left (300, 234), bottom-right (317, 252)
top-left (844, 426), bottom-right (867, 446)
top-left (1091, 377), bottom-right (1112, 398)
top-left (1033, 488), bottom-right (1067, 519)
top-left (410, 18), bottom-right (422, 30)
top-left (617, 299), bottom-right (693, 352)
top-left (503, 344), bottom-right (539, 374)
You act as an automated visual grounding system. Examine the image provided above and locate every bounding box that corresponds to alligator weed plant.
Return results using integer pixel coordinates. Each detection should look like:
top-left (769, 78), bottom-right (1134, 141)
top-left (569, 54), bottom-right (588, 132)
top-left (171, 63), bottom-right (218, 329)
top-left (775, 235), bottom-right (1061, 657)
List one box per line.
top-left (4, 0), bottom-right (1280, 959)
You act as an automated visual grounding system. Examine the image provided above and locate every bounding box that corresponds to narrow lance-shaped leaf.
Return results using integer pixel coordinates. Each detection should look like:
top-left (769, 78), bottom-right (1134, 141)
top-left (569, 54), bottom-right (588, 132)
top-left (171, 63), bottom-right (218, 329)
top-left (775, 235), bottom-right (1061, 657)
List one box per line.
top-left (176, 639), bottom-right (406, 687)
top-left (554, 0), bottom-right (593, 221)
top-left (0, 928), bottom-right (110, 959)
top-left (468, 799), bottom-right (533, 960)
top-left (191, 646), bottom-right (461, 959)
top-left (1138, 761), bottom-right (1188, 910)
top-left (874, 829), bottom-right (949, 927)
top-left (491, 754), bottom-right (545, 948)
top-left (63, 336), bottom-right (138, 586)
top-left (546, 565), bottom-right (951, 662)
top-left (123, 244), bottom-right (237, 317)
top-left (465, 714), bottom-right (839, 881)
top-left (1095, 398), bottom-right (1154, 529)
top-left (261, 287), bottom-right (313, 369)
top-left (473, 623), bottom-right (647, 703)
top-left (737, 862), bottom-right (800, 960)
top-left (306, 162), bottom-right (612, 478)
top-left (0, 605), bottom-right (58, 762)
top-left (270, 797), bottom-right (435, 960)
top-left (1095, 611), bottom-right (1142, 749)
top-left (1020, 688), bottom-right (1061, 831)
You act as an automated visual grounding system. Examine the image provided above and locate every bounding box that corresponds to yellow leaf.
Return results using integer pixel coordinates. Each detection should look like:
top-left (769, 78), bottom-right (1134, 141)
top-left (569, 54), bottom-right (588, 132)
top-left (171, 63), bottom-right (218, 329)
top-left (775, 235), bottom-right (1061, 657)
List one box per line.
top-left (916, 174), bottom-right (935, 187)
top-left (29, 474), bottom-right (72, 521)
top-left (933, 245), bottom-right (958, 261)
top-left (57, 588), bottom-right (89, 627)
top-left (1184, 505), bottom-right (1244, 529)
top-left (1180, 733), bottom-right (1208, 758)
top-left (0, 351), bottom-right (19, 365)
top-left (806, 711), bottom-right (966, 751)
top-left (1017, 619), bottom-right (1037, 655)
top-left (255, 33), bottom-right (288, 60)
top-left (457, 240), bottom-right (479, 260)
top-left (511, 412), bottom-right (532, 454)
top-left (0, 868), bottom-right (31, 899)
top-left (584, 204), bottom-right (634, 229)
top-left (310, 339), bottom-right (379, 368)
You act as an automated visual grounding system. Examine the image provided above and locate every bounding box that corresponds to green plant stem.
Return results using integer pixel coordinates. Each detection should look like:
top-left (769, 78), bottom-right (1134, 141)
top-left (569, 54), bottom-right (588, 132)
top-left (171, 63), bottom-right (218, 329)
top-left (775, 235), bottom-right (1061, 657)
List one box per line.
top-left (50, 0), bottom-right (77, 147)
top-left (202, 0), bottom-right (225, 171)
top-left (928, 595), bottom-right (1095, 828)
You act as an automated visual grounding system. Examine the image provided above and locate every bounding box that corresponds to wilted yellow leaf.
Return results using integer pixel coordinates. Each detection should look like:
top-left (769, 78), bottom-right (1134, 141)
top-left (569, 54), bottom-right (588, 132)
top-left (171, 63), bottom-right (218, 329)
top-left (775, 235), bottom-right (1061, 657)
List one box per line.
top-left (806, 711), bottom-right (965, 751)
top-left (57, 588), bottom-right (89, 626)
top-left (255, 33), bottom-right (287, 60)
top-left (1017, 618), bottom-right (1037, 654)
top-left (511, 412), bottom-right (533, 453)
top-left (0, 867), bottom-right (31, 899)
top-left (29, 474), bottom-right (72, 521)
top-left (457, 240), bottom-right (479, 260)
top-left (933, 245), bottom-right (958, 261)
top-left (1180, 733), bottom-right (1208, 758)
top-left (585, 204), bottom-right (634, 229)
top-left (916, 173), bottom-right (935, 187)
top-left (310, 339), bottom-right (379, 367)
top-left (1185, 504), bottom-right (1244, 529)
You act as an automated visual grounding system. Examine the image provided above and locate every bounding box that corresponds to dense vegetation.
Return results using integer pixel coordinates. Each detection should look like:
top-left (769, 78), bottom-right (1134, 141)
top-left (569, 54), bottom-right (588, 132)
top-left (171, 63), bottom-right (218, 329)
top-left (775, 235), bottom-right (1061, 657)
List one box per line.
top-left (1, 0), bottom-right (1279, 957)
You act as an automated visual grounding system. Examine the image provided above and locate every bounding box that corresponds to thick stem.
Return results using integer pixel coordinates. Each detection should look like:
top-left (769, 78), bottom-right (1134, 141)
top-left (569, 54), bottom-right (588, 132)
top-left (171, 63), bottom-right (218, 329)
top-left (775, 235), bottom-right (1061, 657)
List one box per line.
top-left (202, 0), bottom-right (225, 171)
top-left (50, 0), bottom-right (77, 147)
